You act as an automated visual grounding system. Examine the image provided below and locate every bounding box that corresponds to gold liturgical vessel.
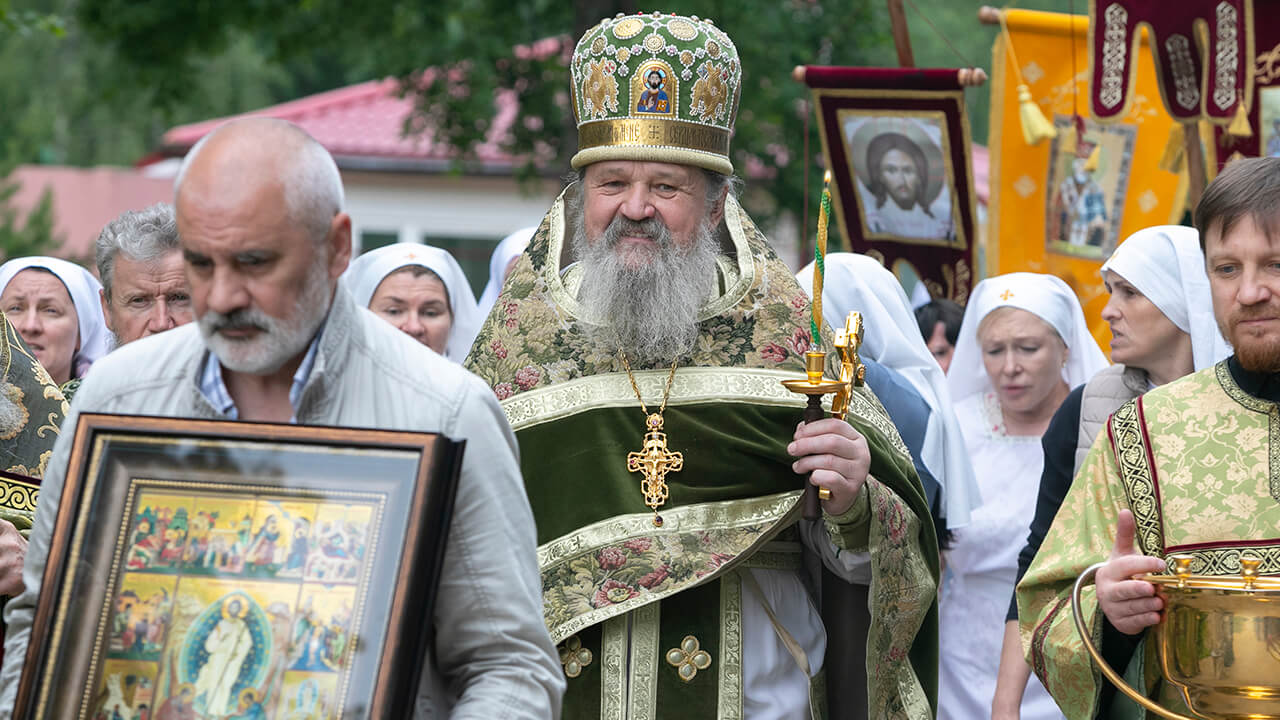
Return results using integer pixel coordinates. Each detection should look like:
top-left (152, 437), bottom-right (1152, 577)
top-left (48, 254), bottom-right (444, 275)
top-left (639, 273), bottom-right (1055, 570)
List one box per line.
top-left (1072, 555), bottom-right (1280, 719)
top-left (781, 312), bottom-right (865, 520)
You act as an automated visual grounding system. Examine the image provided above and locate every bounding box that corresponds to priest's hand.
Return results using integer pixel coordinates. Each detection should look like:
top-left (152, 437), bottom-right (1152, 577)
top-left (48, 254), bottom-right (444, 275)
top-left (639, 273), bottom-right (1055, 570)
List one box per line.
top-left (787, 418), bottom-right (870, 516)
top-left (0, 518), bottom-right (26, 597)
top-left (1096, 509), bottom-right (1165, 635)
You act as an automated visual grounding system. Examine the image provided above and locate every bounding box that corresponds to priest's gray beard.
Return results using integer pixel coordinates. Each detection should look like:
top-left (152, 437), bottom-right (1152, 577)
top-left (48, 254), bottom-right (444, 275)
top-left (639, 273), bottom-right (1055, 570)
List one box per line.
top-left (572, 212), bottom-right (719, 365)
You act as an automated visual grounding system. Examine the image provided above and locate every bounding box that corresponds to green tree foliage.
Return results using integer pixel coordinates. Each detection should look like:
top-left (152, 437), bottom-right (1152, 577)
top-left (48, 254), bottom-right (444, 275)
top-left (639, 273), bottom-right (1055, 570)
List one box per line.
top-left (0, 0), bottom-right (319, 260)
top-left (901, 0), bottom-right (1079, 145)
top-left (0, 181), bottom-right (62, 261)
top-left (70, 0), bottom-right (900, 235)
top-left (5, 0), bottom-right (1081, 252)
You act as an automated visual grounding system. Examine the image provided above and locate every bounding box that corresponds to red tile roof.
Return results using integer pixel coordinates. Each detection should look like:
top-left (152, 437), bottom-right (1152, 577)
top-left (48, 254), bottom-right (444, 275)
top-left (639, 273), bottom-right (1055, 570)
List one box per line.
top-left (6, 165), bottom-right (172, 264)
top-left (156, 78), bottom-right (521, 170)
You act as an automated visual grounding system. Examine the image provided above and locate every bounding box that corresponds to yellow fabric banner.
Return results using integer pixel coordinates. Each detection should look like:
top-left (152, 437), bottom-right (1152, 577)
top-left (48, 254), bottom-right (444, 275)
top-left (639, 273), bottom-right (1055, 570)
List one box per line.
top-left (989, 9), bottom-right (1192, 348)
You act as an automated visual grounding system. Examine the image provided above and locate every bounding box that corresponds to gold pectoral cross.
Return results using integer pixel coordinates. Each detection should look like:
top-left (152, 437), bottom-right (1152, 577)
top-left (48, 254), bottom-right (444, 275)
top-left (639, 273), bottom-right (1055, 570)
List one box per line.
top-left (627, 413), bottom-right (683, 527)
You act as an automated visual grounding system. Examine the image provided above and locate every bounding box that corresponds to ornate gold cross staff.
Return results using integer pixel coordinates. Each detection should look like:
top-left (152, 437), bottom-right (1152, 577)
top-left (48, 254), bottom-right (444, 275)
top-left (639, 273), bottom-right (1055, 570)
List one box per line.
top-left (781, 312), bottom-right (865, 519)
top-left (627, 413), bottom-right (684, 526)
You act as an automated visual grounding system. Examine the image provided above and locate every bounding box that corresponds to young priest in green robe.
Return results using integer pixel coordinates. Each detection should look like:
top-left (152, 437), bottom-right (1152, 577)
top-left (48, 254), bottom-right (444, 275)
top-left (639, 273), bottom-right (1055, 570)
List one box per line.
top-left (1019, 157), bottom-right (1280, 718)
top-left (465, 12), bottom-right (939, 719)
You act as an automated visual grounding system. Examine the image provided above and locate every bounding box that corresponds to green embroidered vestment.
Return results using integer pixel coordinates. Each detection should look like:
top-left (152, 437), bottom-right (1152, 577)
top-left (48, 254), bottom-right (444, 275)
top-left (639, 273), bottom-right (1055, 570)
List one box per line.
top-left (466, 190), bottom-right (940, 719)
top-left (1019, 363), bottom-right (1280, 719)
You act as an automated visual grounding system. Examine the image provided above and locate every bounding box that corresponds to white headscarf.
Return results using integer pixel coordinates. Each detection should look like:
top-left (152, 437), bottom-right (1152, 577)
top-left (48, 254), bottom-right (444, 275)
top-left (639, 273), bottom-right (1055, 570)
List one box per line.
top-left (1100, 225), bottom-right (1231, 371)
top-left (341, 243), bottom-right (481, 363)
top-left (478, 227), bottom-right (535, 319)
top-left (909, 280), bottom-right (932, 310)
top-left (797, 253), bottom-right (981, 528)
top-left (0, 256), bottom-right (110, 379)
top-left (948, 272), bottom-right (1110, 406)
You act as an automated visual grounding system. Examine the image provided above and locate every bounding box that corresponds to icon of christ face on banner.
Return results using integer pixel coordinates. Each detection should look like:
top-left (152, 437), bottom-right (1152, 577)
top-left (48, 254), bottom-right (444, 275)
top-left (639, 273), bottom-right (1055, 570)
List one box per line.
top-left (841, 113), bottom-right (959, 245)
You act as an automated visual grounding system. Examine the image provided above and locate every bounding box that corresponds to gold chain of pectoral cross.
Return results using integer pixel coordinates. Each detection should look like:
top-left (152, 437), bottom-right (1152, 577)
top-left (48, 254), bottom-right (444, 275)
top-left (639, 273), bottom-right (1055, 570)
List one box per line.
top-left (620, 353), bottom-right (682, 527)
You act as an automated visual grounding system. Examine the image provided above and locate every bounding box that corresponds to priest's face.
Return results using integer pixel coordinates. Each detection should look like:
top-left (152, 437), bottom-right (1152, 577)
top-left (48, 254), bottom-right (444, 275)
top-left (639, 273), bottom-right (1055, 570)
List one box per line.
top-left (581, 161), bottom-right (723, 267)
top-left (1206, 214), bottom-right (1280, 372)
top-left (573, 160), bottom-right (727, 363)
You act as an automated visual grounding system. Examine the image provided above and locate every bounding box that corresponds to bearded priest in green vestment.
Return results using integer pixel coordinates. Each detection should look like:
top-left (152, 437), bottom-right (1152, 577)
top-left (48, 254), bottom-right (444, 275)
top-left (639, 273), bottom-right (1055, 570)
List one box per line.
top-left (1018, 157), bottom-right (1280, 718)
top-left (464, 12), bottom-right (939, 720)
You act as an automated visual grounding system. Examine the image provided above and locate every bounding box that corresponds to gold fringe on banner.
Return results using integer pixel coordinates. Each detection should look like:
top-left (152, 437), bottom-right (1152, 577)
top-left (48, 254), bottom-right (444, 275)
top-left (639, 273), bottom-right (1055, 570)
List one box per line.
top-left (1017, 85), bottom-right (1057, 145)
top-left (1228, 99), bottom-right (1253, 138)
top-left (1000, 10), bottom-right (1056, 146)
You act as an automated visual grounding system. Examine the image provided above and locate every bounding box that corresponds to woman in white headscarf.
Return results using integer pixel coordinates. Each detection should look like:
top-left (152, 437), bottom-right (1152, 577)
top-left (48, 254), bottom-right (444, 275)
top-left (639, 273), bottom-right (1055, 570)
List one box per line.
top-left (0, 256), bottom-right (110, 398)
top-left (797, 253), bottom-right (980, 533)
top-left (991, 226), bottom-right (1230, 719)
top-left (476, 227), bottom-right (535, 319)
top-left (938, 272), bottom-right (1108, 720)
top-left (342, 243), bottom-right (481, 363)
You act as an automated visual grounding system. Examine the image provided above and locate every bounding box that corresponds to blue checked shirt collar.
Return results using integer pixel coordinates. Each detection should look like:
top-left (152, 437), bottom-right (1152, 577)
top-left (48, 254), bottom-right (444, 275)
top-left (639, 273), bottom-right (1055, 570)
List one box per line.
top-left (198, 322), bottom-right (325, 422)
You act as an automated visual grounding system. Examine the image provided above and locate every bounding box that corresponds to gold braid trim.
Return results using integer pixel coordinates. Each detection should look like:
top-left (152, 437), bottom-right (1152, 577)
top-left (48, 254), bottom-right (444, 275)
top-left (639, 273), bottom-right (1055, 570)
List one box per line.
top-left (1108, 398), bottom-right (1166, 556)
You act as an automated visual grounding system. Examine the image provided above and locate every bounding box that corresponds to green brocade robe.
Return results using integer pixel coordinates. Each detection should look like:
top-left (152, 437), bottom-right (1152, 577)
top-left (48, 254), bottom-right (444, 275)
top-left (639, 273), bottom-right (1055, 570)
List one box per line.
top-left (0, 313), bottom-right (66, 534)
top-left (1018, 363), bottom-right (1280, 719)
top-left (466, 190), bottom-right (939, 719)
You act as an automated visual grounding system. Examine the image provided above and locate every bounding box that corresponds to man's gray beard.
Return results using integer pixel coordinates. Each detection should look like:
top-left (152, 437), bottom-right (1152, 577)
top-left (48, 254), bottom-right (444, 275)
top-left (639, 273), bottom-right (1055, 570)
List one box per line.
top-left (198, 255), bottom-right (331, 374)
top-left (572, 212), bottom-right (719, 365)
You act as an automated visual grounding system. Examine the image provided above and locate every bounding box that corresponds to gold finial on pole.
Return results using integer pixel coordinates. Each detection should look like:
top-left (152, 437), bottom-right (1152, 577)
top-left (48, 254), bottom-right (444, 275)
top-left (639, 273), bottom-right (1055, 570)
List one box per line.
top-left (781, 311), bottom-right (868, 519)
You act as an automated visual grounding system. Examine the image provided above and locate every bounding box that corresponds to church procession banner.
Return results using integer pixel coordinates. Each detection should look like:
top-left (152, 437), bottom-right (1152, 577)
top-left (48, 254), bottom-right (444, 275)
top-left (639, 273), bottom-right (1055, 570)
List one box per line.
top-left (990, 9), bottom-right (1188, 348)
top-left (1211, 0), bottom-right (1280, 165)
top-left (804, 67), bottom-right (979, 303)
top-left (15, 415), bottom-right (461, 719)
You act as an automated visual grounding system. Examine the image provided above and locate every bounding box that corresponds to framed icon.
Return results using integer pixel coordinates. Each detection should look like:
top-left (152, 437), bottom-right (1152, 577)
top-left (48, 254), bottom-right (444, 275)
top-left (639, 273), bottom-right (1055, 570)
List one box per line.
top-left (14, 414), bottom-right (463, 720)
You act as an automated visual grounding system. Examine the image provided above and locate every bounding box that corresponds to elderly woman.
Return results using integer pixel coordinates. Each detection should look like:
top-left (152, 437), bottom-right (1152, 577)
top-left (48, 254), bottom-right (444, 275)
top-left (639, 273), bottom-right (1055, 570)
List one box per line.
top-left (939, 273), bottom-right (1109, 720)
top-left (991, 226), bottom-right (1230, 718)
top-left (342, 243), bottom-right (480, 362)
top-left (0, 257), bottom-right (111, 399)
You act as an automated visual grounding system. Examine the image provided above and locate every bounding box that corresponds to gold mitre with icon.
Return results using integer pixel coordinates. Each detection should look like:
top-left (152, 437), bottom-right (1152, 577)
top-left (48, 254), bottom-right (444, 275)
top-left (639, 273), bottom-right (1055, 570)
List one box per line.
top-left (570, 11), bottom-right (742, 175)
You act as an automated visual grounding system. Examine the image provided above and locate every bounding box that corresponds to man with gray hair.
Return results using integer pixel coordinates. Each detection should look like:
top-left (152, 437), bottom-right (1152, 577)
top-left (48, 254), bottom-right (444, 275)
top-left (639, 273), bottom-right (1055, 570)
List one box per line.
top-left (0, 117), bottom-right (563, 718)
top-left (95, 202), bottom-right (193, 346)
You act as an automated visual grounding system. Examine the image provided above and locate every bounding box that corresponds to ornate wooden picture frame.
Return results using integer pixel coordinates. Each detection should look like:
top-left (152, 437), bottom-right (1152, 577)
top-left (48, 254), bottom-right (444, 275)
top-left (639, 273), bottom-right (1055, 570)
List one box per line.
top-left (15, 414), bottom-right (463, 720)
top-left (804, 66), bottom-right (979, 302)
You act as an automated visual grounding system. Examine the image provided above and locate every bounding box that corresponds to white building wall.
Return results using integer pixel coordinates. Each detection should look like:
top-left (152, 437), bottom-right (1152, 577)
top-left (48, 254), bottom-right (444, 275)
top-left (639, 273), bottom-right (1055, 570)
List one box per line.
top-left (342, 171), bottom-right (561, 252)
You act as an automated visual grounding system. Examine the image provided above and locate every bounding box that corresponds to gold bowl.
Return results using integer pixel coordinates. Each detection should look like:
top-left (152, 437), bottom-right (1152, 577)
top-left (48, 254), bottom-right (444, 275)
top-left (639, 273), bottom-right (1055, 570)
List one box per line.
top-left (1072, 556), bottom-right (1280, 719)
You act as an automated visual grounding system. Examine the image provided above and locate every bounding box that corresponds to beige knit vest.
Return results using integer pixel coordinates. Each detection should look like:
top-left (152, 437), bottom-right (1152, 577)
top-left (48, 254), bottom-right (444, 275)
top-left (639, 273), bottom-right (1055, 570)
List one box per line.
top-left (1074, 364), bottom-right (1148, 474)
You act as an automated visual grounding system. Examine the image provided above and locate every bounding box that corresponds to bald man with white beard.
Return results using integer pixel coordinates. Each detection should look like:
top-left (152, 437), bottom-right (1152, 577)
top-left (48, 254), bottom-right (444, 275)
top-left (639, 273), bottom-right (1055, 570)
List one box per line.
top-left (0, 118), bottom-right (563, 719)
